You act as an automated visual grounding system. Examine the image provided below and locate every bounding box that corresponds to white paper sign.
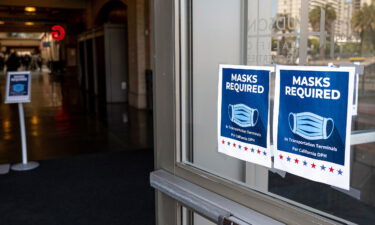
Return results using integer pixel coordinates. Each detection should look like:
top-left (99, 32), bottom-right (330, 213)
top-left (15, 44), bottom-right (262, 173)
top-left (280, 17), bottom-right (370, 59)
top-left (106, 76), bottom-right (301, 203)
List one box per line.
top-left (218, 65), bottom-right (274, 168)
top-left (273, 65), bottom-right (355, 190)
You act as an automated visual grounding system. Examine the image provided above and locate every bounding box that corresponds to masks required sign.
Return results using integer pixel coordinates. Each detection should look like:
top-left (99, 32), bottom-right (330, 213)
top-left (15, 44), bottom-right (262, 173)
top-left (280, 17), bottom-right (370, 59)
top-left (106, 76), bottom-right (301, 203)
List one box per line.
top-left (273, 65), bottom-right (355, 190)
top-left (5, 71), bottom-right (31, 104)
top-left (218, 65), bottom-right (273, 168)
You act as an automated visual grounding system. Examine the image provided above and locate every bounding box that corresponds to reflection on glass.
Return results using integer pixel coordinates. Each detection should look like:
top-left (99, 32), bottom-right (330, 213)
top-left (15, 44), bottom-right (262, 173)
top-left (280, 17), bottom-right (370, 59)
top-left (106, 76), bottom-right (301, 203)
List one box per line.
top-left (184, 0), bottom-right (375, 224)
top-left (267, 0), bottom-right (375, 224)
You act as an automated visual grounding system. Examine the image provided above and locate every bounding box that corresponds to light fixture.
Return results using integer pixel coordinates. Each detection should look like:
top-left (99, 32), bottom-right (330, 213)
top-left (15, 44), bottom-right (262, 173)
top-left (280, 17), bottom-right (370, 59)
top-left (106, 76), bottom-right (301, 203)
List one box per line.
top-left (25, 7), bottom-right (36, 12)
top-left (0, 21), bottom-right (4, 25)
top-left (25, 22), bottom-right (34, 26)
top-left (31, 116), bottom-right (39, 125)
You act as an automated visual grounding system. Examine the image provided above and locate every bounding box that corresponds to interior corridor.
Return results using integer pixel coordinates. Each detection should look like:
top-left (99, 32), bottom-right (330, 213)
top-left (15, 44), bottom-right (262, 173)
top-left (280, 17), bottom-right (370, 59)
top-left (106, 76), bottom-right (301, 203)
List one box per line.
top-left (0, 69), bottom-right (155, 225)
top-left (0, 1), bottom-right (155, 224)
top-left (0, 69), bottom-right (153, 163)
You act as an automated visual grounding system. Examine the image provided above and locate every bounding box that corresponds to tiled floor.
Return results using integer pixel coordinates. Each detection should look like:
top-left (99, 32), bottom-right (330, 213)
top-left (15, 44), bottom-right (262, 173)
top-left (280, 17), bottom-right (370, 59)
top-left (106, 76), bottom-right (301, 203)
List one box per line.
top-left (0, 70), bottom-right (153, 164)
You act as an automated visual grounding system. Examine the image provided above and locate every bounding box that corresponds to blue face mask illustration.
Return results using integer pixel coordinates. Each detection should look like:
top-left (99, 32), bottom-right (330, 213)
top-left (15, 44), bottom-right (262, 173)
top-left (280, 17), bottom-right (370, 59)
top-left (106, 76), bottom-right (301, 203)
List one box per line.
top-left (228, 104), bottom-right (259, 127)
top-left (288, 112), bottom-right (334, 140)
top-left (13, 84), bottom-right (25, 92)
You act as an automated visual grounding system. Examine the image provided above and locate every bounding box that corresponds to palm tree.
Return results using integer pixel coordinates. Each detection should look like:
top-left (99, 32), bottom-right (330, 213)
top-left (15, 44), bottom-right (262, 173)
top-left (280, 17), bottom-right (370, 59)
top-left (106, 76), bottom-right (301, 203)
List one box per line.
top-left (309, 4), bottom-right (337, 34)
top-left (309, 4), bottom-right (337, 59)
top-left (352, 3), bottom-right (375, 52)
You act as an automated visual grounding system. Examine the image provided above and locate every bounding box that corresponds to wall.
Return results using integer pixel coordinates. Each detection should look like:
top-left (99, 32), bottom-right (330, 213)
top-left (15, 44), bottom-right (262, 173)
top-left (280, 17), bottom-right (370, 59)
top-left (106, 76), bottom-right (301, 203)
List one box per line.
top-left (88, 0), bottom-right (151, 109)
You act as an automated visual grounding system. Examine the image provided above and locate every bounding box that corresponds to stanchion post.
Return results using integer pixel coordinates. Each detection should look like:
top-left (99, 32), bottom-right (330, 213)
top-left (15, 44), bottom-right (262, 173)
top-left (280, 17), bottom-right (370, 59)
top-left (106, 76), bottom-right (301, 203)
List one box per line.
top-left (11, 103), bottom-right (39, 171)
top-left (18, 103), bottom-right (28, 164)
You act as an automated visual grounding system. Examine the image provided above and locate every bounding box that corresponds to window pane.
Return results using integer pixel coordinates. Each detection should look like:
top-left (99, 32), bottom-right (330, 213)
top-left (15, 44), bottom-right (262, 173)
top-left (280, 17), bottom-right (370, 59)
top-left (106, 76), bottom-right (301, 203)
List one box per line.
top-left (181, 0), bottom-right (375, 224)
top-left (190, 0), bottom-right (246, 181)
top-left (268, 1), bottom-right (375, 223)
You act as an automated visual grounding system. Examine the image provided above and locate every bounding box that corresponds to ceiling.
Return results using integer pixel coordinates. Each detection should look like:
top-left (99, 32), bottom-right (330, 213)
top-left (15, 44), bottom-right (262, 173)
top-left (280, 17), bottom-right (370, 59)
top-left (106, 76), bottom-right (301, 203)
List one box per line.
top-left (0, 5), bottom-right (85, 32)
top-left (0, 0), bottom-right (86, 9)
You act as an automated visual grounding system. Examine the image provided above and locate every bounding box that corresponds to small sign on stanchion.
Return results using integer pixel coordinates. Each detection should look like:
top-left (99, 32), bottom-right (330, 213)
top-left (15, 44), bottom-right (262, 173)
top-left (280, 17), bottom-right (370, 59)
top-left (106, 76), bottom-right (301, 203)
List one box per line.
top-left (5, 71), bottom-right (39, 171)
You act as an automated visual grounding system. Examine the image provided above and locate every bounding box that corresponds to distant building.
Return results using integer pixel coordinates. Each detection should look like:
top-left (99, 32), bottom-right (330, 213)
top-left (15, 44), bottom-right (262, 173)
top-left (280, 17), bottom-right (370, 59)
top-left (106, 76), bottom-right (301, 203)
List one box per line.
top-left (360, 0), bottom-right (373, 7)
top-left (336, 0), bottom-right (354, 42)
top-left (277, 0), bottom-right (301, 19)
top-left (352, 0), bottom-right (361, 11)
top-left (352, 0), bottom-right (373, 11)
top-left (277, 0), bottom-right (340, 19)
top-left (277, 0), bottom-right (355, 42)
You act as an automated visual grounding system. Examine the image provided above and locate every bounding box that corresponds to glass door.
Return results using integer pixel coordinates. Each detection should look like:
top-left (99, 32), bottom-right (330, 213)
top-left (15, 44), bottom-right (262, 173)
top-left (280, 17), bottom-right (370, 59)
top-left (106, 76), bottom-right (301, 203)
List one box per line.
top-left (152, 0), bottom-right (375, 224)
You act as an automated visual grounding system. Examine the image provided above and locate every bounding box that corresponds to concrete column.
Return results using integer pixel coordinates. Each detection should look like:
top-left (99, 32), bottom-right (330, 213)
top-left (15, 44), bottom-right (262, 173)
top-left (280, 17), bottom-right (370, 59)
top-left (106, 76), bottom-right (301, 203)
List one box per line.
top-left (90, 0), bottom-right (150, 109)
top-left (128, 0), bottom-right (148, 109)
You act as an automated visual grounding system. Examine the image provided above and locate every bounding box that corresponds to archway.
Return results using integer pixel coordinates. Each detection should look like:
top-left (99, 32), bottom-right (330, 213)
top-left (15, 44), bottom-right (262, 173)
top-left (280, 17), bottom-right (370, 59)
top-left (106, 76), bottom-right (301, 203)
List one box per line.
top-left (92, 0), bottom-right (129, 122)
top-left (95, 0), bottom-right (127, 26)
